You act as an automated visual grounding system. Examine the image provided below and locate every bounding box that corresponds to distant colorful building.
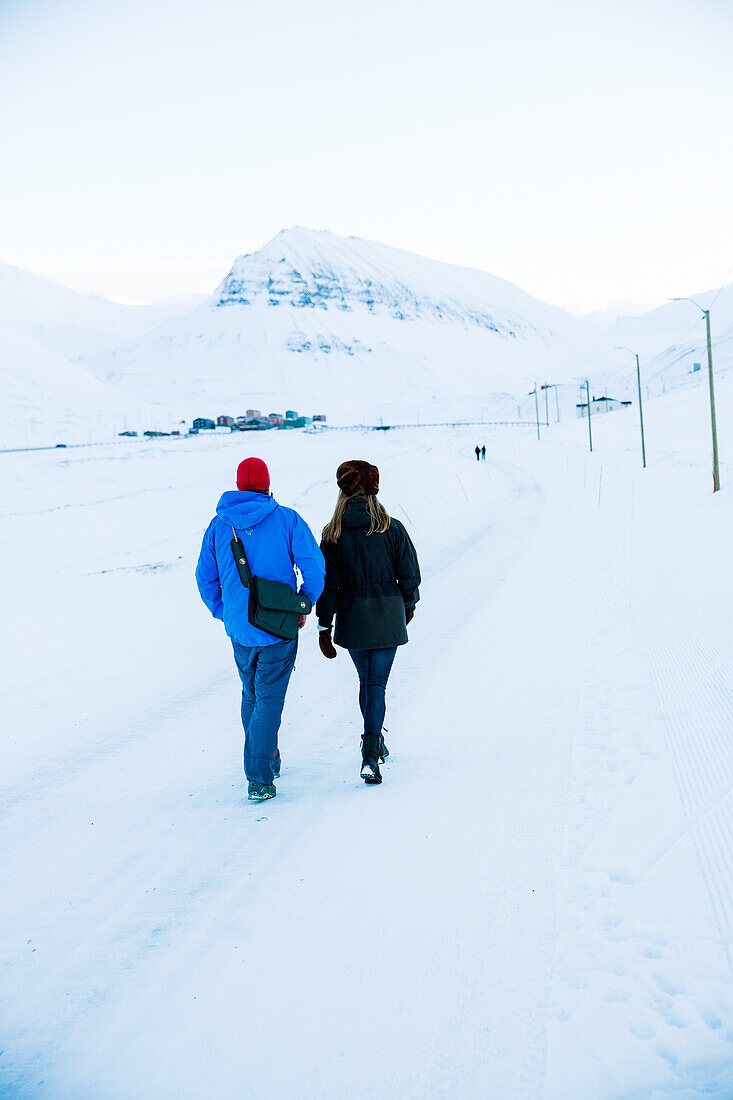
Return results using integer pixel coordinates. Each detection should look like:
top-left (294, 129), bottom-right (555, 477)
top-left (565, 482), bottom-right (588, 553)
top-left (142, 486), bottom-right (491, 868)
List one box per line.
top-left (191, 409), bottom-right (326, 433)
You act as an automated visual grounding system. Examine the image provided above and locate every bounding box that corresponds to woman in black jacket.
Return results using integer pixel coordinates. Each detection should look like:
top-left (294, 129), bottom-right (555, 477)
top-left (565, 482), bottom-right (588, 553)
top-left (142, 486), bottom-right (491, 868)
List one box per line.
top-left (316, 460), bottom-right (421, 785)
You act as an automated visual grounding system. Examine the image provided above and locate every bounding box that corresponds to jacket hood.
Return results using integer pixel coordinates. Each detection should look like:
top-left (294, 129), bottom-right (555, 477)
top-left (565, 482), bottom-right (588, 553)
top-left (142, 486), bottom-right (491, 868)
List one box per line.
top-left (342, 496), bottom-right (371, 529)
top-left (216, 490), bottom-right (279, 529)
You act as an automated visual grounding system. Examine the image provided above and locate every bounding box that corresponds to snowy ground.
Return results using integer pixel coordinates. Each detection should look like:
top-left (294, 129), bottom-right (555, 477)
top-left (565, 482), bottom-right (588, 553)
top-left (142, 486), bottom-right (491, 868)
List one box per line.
top-left (1, 382), bottom-right (732, 1098)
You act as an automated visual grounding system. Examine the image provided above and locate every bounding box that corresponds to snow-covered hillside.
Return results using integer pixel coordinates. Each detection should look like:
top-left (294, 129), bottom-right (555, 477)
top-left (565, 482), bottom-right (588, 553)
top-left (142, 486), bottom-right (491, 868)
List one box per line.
top-left (90, 229), bottom-right (617, 424)
top-left (0, 329), bottom-right (152, 448)
top-left (1, 372), bottom-right (731, 1097)
top-left (4, 235), bottom-right (733, 446)
top-left (0, 265), bottom-right (203, 447)
top-left (587, 285), bottom-right (733, 402)
top-left (0, 265), bottom-right (202, 361)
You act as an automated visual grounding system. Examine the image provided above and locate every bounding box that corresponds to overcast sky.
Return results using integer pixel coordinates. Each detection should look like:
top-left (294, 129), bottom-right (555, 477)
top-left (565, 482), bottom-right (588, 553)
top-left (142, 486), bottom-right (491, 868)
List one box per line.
top-left (1, 0), bottom-right (731, 313)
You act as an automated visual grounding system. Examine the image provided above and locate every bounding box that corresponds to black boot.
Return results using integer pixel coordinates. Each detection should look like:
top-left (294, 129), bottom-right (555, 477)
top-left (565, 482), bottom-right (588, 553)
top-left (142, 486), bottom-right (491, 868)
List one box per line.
top-left (362, 735), bottom-right (389, 766)
top-left (360, 735), bottom-right (382, 784)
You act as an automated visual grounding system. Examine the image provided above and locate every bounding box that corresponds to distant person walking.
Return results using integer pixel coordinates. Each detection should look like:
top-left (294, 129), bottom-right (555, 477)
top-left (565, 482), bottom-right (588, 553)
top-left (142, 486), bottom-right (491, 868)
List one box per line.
top-left (316, 460), bottom-right (421, 785)
top-left (481, 445), bottom-right (486, 460)
top-left (196, 457), bottom-right (325, 801)
top-left (475, 445), bottom-right (481, 461)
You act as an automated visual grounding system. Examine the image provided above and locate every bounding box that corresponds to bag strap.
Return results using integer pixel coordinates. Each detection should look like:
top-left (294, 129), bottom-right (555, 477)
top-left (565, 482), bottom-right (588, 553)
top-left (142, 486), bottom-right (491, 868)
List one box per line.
top-left (230, 526), bottom-right (254, 587)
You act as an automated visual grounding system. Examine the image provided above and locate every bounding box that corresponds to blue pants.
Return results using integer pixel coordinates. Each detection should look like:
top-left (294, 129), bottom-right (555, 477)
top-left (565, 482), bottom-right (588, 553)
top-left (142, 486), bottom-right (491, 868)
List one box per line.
top-left (232, 637), bottom-right (298, 785)
top-left (348, 647), bottom-right (397, 738)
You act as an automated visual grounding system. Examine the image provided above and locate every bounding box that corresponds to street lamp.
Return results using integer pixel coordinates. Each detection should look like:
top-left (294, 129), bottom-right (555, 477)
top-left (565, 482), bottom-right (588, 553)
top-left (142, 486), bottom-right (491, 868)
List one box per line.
top-left (541, 383), bottom-right (562, 422)
top-left (528, 384), bottom-right (541, 440)
top-left (615, 346), bottom-right (646, 468)
top-left (540, 384), bottom-right (551, 426)
top-left (576, 380), bottom-right (593, 452)
top-left (669, 297), bottom-right (720, 492)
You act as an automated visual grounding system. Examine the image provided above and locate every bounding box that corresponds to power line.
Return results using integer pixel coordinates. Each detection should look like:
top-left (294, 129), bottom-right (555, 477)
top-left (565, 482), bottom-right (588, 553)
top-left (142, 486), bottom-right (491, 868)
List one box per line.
top-left (709, 256), bottom-right (733, 309)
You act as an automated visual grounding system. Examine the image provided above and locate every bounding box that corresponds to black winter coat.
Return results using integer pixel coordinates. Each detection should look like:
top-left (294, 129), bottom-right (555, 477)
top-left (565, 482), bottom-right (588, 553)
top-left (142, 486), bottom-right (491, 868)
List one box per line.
top-left (316, 498), bottom-right (421, 651)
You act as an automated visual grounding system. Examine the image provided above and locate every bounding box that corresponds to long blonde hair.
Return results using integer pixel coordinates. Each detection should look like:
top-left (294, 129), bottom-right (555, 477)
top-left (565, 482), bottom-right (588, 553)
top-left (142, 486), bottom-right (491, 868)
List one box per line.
top-left (322, 491), bottom-right (391, 542)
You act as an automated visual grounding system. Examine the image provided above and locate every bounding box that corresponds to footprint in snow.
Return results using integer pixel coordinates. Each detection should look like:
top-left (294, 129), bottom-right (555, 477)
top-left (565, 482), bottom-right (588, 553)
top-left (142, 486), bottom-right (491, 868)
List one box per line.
top-left (655, 973), bottom-right (684, 996)
top-left (654, 1043), bottom-right (679, 1065)
top-left (629, 1019), bottom-right (654, 1040)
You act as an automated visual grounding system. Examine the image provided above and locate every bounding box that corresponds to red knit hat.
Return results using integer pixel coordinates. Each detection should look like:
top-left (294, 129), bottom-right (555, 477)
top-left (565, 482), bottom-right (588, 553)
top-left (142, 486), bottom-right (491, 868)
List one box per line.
top-left (236, 457), bottom-right (270, 493)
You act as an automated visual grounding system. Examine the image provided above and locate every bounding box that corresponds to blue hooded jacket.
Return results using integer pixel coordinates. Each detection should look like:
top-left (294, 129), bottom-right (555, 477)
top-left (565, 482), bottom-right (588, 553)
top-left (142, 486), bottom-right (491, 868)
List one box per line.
top-left (195, 491), bottom-right (325, 647)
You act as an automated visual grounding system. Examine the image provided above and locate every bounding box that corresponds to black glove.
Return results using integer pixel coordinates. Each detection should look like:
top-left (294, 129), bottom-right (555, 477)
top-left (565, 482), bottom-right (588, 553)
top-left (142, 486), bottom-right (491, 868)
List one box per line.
top-left (318, 629), bottom-right (337, 659)
top-left (405, 607), bottom-right (414, 625)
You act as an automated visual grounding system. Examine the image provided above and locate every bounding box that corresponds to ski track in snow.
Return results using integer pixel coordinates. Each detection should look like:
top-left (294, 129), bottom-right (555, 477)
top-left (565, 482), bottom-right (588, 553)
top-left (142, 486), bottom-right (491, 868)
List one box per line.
top-left (542, 412), bottom-right (733, 1099)
top-left (1, 399), bottom-right (733, 1098)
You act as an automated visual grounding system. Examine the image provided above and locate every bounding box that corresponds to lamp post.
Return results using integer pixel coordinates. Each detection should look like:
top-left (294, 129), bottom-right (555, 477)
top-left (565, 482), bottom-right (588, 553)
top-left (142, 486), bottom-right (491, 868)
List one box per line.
top-left (540, 384), bottom-right (550, 426)
top-left (670, 298), bottom-right (720, 492)
top-left (530, 384), bottom-right (541, 440)
top-left (615, 346), bottom-right (646, 468)
top-left (584, 380), bottom-right (593, 452)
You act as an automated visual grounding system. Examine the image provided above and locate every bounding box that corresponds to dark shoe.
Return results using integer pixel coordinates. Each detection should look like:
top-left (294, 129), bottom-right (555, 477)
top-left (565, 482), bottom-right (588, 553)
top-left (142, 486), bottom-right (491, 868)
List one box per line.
top-left (248, 780), bottom-right (276, 801)
top-left (273, 754), bottom-right (281, 779)
top-left (361, 735), bottom-right (382, 784)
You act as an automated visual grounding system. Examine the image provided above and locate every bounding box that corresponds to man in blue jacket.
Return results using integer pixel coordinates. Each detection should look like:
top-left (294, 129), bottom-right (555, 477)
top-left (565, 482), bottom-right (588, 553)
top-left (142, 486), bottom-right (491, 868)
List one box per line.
top-left (196, 457), bottom-right (325, 801)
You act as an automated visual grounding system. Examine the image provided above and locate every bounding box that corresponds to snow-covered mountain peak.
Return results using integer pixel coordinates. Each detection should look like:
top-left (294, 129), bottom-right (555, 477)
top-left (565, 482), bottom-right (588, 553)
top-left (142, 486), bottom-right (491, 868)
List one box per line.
top-left (210, 227), bottom-right (566, 341)
top-left (82, 228), bottom-right (623, 422)
top-left (253, 226), bottom-right (350, 265)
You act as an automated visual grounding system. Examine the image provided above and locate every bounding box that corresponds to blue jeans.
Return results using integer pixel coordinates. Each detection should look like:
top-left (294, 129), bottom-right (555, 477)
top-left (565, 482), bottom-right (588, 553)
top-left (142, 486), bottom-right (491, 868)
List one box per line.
top-left (348, 647), bottom-right (398, 739)
top-left (232, 637), bottom-right (298, 785)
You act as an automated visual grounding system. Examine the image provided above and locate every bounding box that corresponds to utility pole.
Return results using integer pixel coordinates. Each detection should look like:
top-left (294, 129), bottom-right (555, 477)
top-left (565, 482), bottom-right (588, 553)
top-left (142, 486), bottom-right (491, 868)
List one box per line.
top-left (533, 384), bottom-right (540, 441)
top-left (542, 384), bottom-right (549, 427)
top-left (635, 353), bottom-right (646, 469)
top-left (670, 298), bottom-right (721, 492)
top-left (705, 310), bottom-right (720, 492)
top-left (585, 380), bottom-right (593, 453)
top-left (616, 346), bottom-right (646, 469)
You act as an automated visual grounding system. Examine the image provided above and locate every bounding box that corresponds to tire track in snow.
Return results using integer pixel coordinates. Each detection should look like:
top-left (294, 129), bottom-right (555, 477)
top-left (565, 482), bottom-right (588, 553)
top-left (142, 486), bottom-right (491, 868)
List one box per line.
top-left (2, 434), bottom-right (551, 1099)
top-left (637, 607), bottom-right (733, 958)
top-left (542, 454), bottom-right (733, 1100)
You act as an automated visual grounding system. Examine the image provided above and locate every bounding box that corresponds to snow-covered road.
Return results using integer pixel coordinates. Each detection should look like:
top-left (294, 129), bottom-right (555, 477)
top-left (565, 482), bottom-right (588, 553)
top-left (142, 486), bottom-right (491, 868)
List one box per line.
top-left (2, 393), bottom-right (732, 1098)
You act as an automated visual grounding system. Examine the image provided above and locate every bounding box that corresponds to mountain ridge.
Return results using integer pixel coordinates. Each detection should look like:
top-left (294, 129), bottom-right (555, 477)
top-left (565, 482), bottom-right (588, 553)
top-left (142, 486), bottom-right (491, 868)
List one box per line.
top-left (3, 231), bottom-right (732, 440)
top-left (89, 228), bottom-right (618, 423)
